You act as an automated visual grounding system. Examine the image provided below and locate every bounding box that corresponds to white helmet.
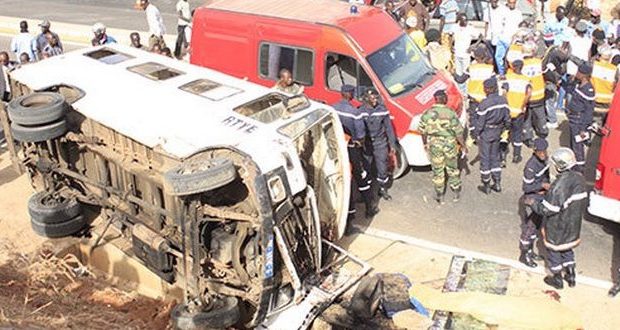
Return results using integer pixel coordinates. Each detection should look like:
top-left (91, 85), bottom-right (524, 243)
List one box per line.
top-left (551, 147), bottom-right (577, 172)
top-left (92, 22), bottom-right (106, 34)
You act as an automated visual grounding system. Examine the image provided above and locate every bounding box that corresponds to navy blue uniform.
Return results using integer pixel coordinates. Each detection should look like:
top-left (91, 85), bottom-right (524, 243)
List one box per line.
top-left (334, 100), bottom-right (373, 217)
top-left (473, 93), bottom-right (511, 185)
top-left (360, 103), bottom-right (397, 189)
top-left (566, 81), bottom-right (594, 173)
top-left (519, 155), bottom-right (550, 251)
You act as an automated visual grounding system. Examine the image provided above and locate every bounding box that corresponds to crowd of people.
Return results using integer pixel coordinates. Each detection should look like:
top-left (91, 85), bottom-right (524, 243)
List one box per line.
top-left (1, 0), bottom-right (194, 103)
top-left (333, 0), bottom-right (619, 291)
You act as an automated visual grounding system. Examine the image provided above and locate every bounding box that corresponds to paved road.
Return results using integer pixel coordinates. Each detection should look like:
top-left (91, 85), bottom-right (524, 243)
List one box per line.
top-left (1, 1), bottom-right (619, 282)
top-left (0, 0), bottom-right (204, 34)
top-left (357, 122), bottom-right (620, 282)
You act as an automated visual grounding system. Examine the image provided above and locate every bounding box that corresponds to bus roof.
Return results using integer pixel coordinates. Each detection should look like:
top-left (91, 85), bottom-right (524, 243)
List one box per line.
top-left (204, 0), bottom-right (402, 54)
top-left (9, 44), bottom-right (326, 164)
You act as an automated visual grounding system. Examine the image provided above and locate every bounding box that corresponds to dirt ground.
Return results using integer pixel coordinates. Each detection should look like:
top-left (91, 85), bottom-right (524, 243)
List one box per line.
top-left (0, 153), bottom-right (172, 329)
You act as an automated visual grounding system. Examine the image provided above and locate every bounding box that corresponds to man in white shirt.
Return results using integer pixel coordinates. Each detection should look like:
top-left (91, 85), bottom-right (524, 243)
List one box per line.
top-left (494, 0), bottom-right (522, 76)
top-left (453, 14), bottom-right (480, 76)
top-left (174, 0), bottom-right (191, 59)
top-left (0, 51), bottom-right (15, 101)
top-left (567, 21), bottom-right (592, 77)
top-left (10, 21), bottom-right (37, 63)
top-left (136, 0), bottom-right (166, 49)
top-left (484, 0), bottom-right (505, 46)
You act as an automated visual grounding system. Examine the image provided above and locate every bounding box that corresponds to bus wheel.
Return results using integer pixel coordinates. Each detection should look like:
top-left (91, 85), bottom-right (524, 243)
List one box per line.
top-left (392, 144), bottom-right (409, 180)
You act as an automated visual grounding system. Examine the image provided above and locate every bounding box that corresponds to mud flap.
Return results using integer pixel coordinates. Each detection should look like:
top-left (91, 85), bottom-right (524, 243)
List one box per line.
top-left (259, 240), bottom-right (371, 330)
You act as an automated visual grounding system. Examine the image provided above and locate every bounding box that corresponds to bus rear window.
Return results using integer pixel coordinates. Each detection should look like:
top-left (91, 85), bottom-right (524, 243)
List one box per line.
top-left (180, 79), bottom-right (243, 101)
top-left (128, 62), bottom-right (184, 81)
top-left (84, 48), bottom-right (133, 64)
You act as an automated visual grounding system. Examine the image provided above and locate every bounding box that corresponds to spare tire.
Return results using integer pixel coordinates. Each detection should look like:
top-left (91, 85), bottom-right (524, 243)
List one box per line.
top-left (28, 192), bottom-right (81, 224)
top-left (171, 297), bottom-right (240, 330)
top-left (31, 215), bottom-right (87, 238)
top-left (11, 119), bottom-right (67, 143)
top-left (8, 92), bottom-right (67, 126)
top-left (164, 158), bottom-right (237, 196)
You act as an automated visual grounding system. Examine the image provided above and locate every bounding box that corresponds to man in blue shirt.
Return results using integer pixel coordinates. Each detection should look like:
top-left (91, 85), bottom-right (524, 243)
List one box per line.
top-left (543, 6), bottom-right (569, 46)
top-left (438, 0), bottom-right (459, 36)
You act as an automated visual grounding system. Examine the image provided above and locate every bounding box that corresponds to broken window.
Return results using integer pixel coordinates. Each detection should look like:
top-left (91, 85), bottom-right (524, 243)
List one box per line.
top-left (179, 79), bottom-right (243, 101)
top-left (127, 62), bottom-right (184, 81)
top-left (84, 48), bottom-right (133, 65)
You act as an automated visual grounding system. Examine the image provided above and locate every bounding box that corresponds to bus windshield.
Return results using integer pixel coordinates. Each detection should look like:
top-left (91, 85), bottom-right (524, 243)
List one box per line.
top-left (366, 33), bottom-right (435, 97)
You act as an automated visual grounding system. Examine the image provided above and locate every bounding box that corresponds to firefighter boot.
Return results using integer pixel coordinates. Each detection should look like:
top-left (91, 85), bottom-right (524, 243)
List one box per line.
top-left (564, 265), bottom-right (576, 288)
top-left (530, 250), bottom-right (544, 261)
top-left (544, 273), bottom-right (564, 289)
top-left (519, 249), bottom-right (538, 268)
top-left (512, 145), bottom-right (523, 163)
top-left (379, 187), bottom-right (392, 201)
top-left (491, 180), bottom-right (502, 193)
top-left (609, 282), bottom-right (620, 297)
top-left (478, 182), bottom-right (491, 195)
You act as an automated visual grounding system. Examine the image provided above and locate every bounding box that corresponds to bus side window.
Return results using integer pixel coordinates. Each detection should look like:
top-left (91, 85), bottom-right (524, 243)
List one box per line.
top-left (325, 53), bottom-right (374, 97)
top-left (259, 42), bottom-right (314, 85)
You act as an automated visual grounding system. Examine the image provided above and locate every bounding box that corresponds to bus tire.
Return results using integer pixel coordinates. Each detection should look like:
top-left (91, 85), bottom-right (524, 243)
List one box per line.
top-left (171, 296), bottom-right (240, 330)
top-left (11, 119), bottom-right (68, 143)
top-left (164, 158), bottom-right (237, 196)
top-left (28, 192), bottom-right (81, 224)
top-left (8, 92), bottom-right (67, 126)
top-left (31, 215), bottom-right (87, 238)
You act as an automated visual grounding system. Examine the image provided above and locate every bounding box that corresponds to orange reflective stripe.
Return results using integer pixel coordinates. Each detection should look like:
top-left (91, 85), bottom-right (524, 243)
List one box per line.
top-left (592, 61), bottom-right (617, 104)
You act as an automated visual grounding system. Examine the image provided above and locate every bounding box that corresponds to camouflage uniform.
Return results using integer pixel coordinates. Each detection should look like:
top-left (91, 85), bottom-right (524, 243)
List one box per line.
top-left (418, 104), bottom-right (464, 194)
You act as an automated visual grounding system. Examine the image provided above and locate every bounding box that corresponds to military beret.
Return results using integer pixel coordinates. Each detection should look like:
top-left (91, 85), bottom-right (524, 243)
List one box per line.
top-left (578, 62), bottom-right (593, 75)
top-left (483, 77), bottom-right (497, 89)
top-left (341, 84), bottom-right (355, 93)
top-left (533, 138), bottom-right (548, 151)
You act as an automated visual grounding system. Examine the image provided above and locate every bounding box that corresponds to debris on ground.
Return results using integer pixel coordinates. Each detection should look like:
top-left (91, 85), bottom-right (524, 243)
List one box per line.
top-left (0, 241), bottom-right (172, 329)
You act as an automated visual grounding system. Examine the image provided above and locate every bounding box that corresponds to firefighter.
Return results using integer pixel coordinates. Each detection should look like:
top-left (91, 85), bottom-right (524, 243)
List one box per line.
top-left (566, 63), bottom-right (595, 173)
top-left (503, 59), bottom-right (532, 163)
top-left (473, 77), bottom-right (511, 194)
top-left (360, 89), bottom-right (398, 201)
top-left (526, 148), bottom-right (587, 289)
top-left (454, 46), bottom-right (495, 139)
top-left (333, 85), bottom-right (378, 220)
top-left (592, 46), bottom-right (618, 109)
top-left (522, 42), bottom-right (549, 142)
top-left (518, 138), bottom-right (550, 268)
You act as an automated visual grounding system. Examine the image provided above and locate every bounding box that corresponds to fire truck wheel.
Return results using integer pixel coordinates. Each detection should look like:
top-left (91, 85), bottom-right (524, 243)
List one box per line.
top-left (31, 215), bottom-right (87, 238)
top-left (164, 158), bottom-right (237, 196)
top-left (171, 296), bottom-right (240, 330)
top-left (392, 144), bottom-right (409, 179)
top-left (28, 192), bottom-right (81, 224)
top-left (10, 119), bottom-right (68, 143)
top-left (8, 92), bottom-right (68, 126)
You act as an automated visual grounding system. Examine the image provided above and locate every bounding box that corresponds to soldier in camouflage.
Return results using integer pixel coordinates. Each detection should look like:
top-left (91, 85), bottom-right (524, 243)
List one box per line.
top-left (418, 90), bottom-right (468, 204)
